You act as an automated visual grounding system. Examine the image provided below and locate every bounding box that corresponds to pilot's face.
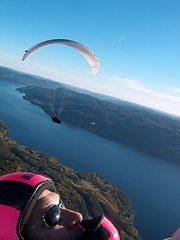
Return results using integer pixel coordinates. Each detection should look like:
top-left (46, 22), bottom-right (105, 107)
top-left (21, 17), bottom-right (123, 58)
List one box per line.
top-left (23, 190), bottom-right (85, 240)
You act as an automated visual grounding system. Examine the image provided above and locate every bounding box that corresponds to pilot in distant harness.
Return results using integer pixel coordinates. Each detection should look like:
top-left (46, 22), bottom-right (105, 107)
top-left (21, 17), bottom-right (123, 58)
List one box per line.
top-left (51, 113), bottom-right (61, 124)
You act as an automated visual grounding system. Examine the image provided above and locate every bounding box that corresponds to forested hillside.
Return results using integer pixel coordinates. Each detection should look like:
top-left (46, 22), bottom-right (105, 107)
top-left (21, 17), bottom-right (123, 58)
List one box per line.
top-left (1, 66), bottom-right (180, 165)
top-left (19, 84), bottom-right (180, 165)
top-left (0, 120), bottom-right (140, 240)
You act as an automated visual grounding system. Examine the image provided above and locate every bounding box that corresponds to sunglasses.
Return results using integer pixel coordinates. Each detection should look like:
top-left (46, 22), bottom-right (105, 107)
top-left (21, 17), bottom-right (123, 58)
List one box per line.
top-left (23, 200), bottom-right (65, 234)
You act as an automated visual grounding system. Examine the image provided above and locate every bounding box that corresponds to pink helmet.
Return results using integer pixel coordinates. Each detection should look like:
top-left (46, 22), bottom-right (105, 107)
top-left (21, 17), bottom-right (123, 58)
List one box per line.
top-left (0, 172), bottom-right (56, 240)
top-left (81, 215), bottom-right (120, 240)
top-left (0, 172), bottom-right (120, 240)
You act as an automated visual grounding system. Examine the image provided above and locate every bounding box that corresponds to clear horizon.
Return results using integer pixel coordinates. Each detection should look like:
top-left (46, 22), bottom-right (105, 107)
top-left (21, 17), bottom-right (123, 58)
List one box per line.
top-left (0, 0), bottom-right (180, 116)
top-left (1, 64), bottom-right (180, 120)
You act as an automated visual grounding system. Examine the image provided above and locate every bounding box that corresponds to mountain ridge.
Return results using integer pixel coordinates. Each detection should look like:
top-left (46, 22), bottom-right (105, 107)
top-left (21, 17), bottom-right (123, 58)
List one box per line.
top-left (1, 66), bottom-right (180, 165)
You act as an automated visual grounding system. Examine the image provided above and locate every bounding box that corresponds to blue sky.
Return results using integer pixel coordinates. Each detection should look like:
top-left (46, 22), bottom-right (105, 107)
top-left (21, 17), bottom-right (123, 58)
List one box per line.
top-left (0, 0), bottom-right (180, 116)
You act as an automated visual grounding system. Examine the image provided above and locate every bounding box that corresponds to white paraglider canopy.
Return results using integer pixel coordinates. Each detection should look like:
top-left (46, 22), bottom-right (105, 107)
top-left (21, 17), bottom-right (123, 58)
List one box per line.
top-left (22, 39), bottom-right (100, 76)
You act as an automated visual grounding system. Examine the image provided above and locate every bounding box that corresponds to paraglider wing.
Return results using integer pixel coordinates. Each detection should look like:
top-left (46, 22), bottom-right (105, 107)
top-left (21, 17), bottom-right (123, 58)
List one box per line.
top-left (22, 39), bottom-right (100, 75)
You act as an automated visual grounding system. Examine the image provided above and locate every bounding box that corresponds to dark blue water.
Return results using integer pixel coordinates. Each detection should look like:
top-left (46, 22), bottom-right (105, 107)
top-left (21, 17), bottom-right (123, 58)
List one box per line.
top-left (0, 81), bottom-right (179, 240)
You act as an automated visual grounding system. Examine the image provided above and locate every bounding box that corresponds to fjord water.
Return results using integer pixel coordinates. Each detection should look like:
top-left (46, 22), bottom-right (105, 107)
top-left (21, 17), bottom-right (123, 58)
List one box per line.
top-left (0, 81), bottom-right (180, 240)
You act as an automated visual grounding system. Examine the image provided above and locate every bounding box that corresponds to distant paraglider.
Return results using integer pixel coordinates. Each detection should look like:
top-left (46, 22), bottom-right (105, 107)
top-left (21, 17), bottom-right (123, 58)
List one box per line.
top-left (22, 39), bottom-right (100, 76)
top-left (22, 38), bottom-right (100, 124)
top-left (51, 113), bottom-right (61, 124)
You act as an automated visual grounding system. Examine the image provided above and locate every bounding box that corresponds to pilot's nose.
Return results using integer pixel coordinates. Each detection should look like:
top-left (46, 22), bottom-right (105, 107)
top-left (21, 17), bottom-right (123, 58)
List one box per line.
top-left (61, 208), bottom-right (83, 229)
